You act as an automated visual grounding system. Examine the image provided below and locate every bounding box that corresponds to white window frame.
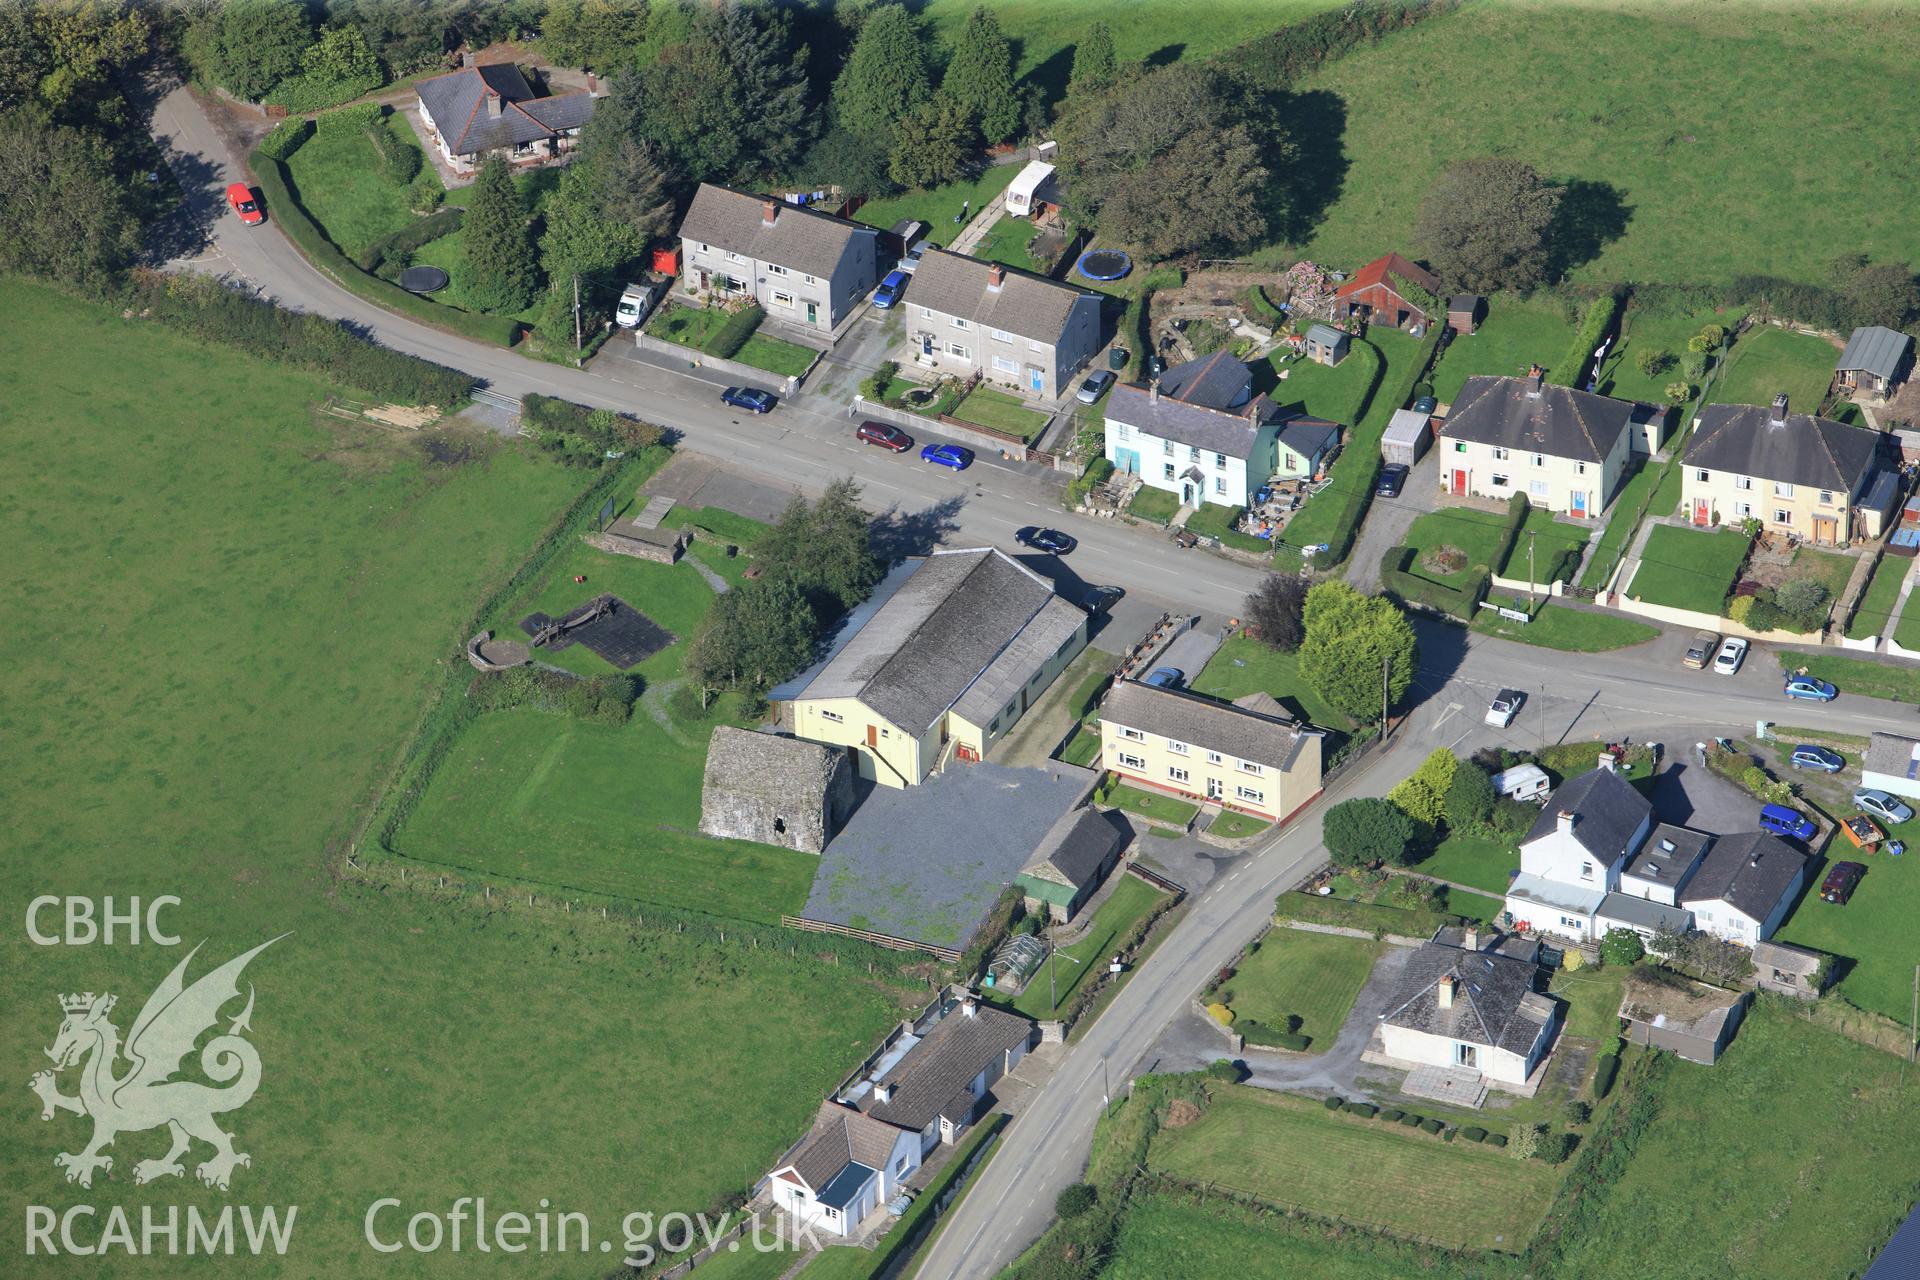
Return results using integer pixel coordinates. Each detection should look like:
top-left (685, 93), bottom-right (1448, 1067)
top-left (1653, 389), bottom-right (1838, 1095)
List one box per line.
top-left (1491, 473), bottom-right (1510, 488)
top-left (1206, 751), bottom-right (1223, 765)
top-left (992, 354), bottom-right (1018, 374)
top-left (771, 290), bottom-right (795, 308)
top-left (1819, 489), bottom-right (1835, 505)
top-left (1168, 765), bottom-right (1190, 783)
top-left (1238, 761), bottom-right (1263, 776)
top-left (1529, 479), bottom-right (1549, 498)
top-left (766, 263), bottom-right (788, 276)
top-left (1235, 785), bottom-right (1264, 803)
top-left (1117, 751), bottom-right (1145, 770)
top-left (1774, 481), bottom-right (1794, 497)
top-left (1774, 508), bottom-right (1792, 525)
top-left (1492, 446), bottom-right (1509, 461)
top-left (1532, 453), bottom-right (1546, 468)
top-left (1118, 726), bottom-right (1144, 742)
top-left (1696, 468), bottom-right (1710, 482)
top-left (1736, 475), bottom-right (1753, 490)
top-left (1167, 741), bottom-right (1189, 756)
top-left (949, 342), bottom-right (970, 359)
top-left (991, 328), bottom-right (1011, 342)
top-left (951, 317), bottom-right (971, 331)
top-left (818, 709), bottom-right (843, 723)
top-left (1735, 502), bottom-right (1753, 518)
top-left (1214, 476), bottom-right (1226, 494)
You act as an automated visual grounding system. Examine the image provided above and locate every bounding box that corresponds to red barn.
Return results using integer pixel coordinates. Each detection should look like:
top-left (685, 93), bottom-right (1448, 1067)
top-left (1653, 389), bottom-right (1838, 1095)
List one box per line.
top-left (1334, 253), bottom-right (1442, 332)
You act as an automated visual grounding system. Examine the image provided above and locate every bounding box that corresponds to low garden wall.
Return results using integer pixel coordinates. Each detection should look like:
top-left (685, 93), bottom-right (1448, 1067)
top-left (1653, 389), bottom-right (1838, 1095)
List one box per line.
top-left (1610, 592), bottom-right (1823, 644)
top-left (851, 394), bottom-right (1049, 461)
top-left (632, 330), bottom-right (809, 395)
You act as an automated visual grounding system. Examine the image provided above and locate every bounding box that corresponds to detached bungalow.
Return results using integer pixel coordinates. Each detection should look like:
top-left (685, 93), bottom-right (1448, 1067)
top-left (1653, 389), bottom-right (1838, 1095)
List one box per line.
top-left (1681, 394), bottom-right (1894, 544)
top-left (676, 183), bottom-right (879, 332)
top-left (1377, 927), bottom-right (1560, 1087)
top-left (768, 1102), bottom-right (921, 1239)
top-left (903, 249), bottom-right (1102, 399)
top-left (1334, 253), bottom-right (1442, 333)
top-left (1438, 369), bottom-right (1639, 518)
top-left (414, 63), bottom-right (594, 175)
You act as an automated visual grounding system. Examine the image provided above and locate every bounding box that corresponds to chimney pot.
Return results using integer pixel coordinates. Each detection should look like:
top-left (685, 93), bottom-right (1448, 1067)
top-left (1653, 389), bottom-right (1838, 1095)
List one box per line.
top-left (1149, 378), bottom-right (1159, 404)
top-left (1770, 393), bottom-right (1789, 423)
top-left (761, 199), bottom-right (778, 226)
top-left (873, 1080), bottom-right (893, 1102)
top-left (1556, 809), bottom-right (1575, 833)
top-left (1462, 926), bottom-right (1480, 952)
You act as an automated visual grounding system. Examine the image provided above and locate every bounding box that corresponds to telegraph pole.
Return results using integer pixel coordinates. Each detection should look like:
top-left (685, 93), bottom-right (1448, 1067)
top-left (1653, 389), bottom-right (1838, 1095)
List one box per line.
top-left (572, 273), bottom-right (583, 352)
top-left (1381, 655), bottom-right (1390, 742)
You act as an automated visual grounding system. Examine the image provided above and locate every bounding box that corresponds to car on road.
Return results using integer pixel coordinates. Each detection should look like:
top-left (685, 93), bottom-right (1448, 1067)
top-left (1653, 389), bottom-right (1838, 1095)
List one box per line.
top-left (1712, 636), bottom-right (1749, 675)
top-left (1411, 394), bottom-right (1438, 416)
top-left (1085, 585), bottom-right (1125, 616)
top-left (720, 386), bottom-right (776, 414)
top-left (1376, 463), bottom-right (1409, 498)
top-left (856, 421), bottom-right (913, 452)
top-left (1682, 630), bottom-right (1718, 670)
top-left (1144, 667), bottom-right (1184, 688)
top-left (1854, 788), bottom-right (1915, 826)
top-left (1758, 803), bottom-right (1818, 841)
top-left (1821, 861), bottom-right (1865, 905)
top-left (1016, 526), bottom-right (1076, 555)
top-left (920, 443), bottom-right (972, 471)
top-left (872, 269), bottom-right (909, 309)
top-left (1485, 688), bottom-right (1524, 728)
top-left (1076, 370), bottom-right (1116, 404)
top-left (1789, 744), bottom-right (1845, 772)
top-left (1783, 673), bottom-right (1838, 701)
top-left (226, 182), bottom-right (264, 226)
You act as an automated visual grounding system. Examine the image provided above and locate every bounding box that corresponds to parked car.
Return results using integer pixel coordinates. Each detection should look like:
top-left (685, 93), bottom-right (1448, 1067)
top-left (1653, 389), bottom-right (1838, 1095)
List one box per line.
top-left (1085, 585), bottom-right (1125, 616)
top-left (1016, 526), bottom-right (1076, 555)
top-left (720, 386), bottom-right (776, 414)
top-left (1682, 630), bottom-right (1718, 670)
top-left (1076, 370), bottom-right (1116, 404)
top-left (872, 269), bottom-right (909, 309)
top-left (1784, 674), bottom-right (1838, 701)
top-left (1376, 463), bottom-right (1409, 498)
top-left (1758, 804), bottom-right (1817, 841)
top-left (920, 443), bottom-right (972, 471)
top-left (1821, 861), bottom-right (1865, 905)
top-left (226, 182), bottom-right (264, 226)
top-left (1790, 744), bottom-right (1845, 772)
top-left (899, 242), bottom-right (929, 274)
top-left (856, 421), bottom-right (913, 452)
top-left (1411, 394), bottom-right (1438, 416)
top-left (1712, 636), bottom-right (1748, 675)
top-left (1144, 667), bottom-right (1184, 688)
top-left (1485, 688), bottom-right (1524, 728)
top-left (1854, 788), bottom-right (1915, 825)
top-left (614, 280), bottom-right (660, 328)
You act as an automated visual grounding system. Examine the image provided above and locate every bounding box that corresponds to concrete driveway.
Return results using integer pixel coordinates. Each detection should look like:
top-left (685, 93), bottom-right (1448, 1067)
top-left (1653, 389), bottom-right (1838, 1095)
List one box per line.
top-left (1152, 624), bottom-right (1225, 684)
top-left (1347, 448), bottom-right (1440, 591)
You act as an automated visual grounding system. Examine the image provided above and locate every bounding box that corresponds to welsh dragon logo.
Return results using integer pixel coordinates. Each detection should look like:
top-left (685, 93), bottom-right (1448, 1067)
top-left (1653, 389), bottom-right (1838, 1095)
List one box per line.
top-left (30, 937), bottom-right (285, 1191)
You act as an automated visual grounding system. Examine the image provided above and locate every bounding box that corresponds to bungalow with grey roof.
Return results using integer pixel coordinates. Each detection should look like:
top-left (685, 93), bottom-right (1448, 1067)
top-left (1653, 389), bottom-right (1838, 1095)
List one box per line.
top-left (1375, 927), bottom-right (1560, 1087)
top-left (676, 183), bottom-right (879, 332)
top-left (414, 63), bottom-right (595, 175)
top-left (901, 249), bottom-right (1102, 399)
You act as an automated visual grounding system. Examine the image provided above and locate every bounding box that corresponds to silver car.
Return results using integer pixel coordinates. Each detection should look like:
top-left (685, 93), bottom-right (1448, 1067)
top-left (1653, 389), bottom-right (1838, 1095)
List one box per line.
top-left (1076, 370), bottom-right (1115, 404)
top-left (1854, 788), bottom-right (1915, 826)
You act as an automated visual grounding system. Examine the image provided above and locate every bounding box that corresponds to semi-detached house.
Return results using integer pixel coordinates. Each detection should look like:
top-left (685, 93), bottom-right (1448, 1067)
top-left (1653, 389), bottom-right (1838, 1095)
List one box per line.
top-left (902, 249), bottom-right (1102, 400)
top-left (1438, 370), bottom-right (1653, 518)
top-left (676, 183), bottom-right (879, 333)
top-left (1680, 394), bottom-right (1894, 545)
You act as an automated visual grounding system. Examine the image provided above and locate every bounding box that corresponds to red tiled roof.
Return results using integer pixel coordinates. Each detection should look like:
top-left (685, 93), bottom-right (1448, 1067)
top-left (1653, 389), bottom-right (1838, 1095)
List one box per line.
top-left (1335, 252), bottom-right (1440, 299)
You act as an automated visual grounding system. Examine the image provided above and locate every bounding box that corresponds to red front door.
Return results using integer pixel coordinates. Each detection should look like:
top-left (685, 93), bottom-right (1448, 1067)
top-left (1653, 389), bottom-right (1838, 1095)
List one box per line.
top-left (1692, 499), bottom-right (1710, 527)
top-left (1452, 468), bottom-right (1467, 494)
top-left (866, 724), bottom-right (879, 748)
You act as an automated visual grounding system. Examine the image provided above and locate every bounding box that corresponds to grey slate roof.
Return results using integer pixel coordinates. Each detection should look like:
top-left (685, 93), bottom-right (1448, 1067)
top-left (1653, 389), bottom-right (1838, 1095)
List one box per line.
top-left (702, 726), bottom-right (841, 803)
top-left (1158, 351), bottom-right (1253, 410)
top-left (1381, 940), bottom-right (1554, 1055)
top-left (794, 549), bottom-right (1065, 734)
top-left (1101, 680), bottom-right (1321, 771)
top-left (1837, 325), bottom-right (1913, 380)
top-left (864, 1002), bottom-right (1032, 1132)
top-left (1441, 374), bottom-right (1636, 464)
top-left (416, 64), bottom-right (595, 156)
top-left (1524, 767), bottom-right (1653, 862)
top-left (1025, 807), bottom-right (1130, 890)
top-left (950, 596), bottom-right (1086, 728)
top-left (1105, 383), bottom-right (1276, 458)
top-left (1596, 891), bottom-right (1692, 935)
top-left (1865, 1202), bottom-right (1920, 1280)
top-left (1680, 830), bottom-right (1808, 922)
top-left (1449, 294), bottom-right (1481, 313)
top-left (1620, 822), bottom-right (1713, 890)
top-left (1863, 731), bottom-right (1920, 781)
top-left (1304, 323), bottom-right (1347, 347)
top-left (679, 183), bottom-right (874, 279)
top-left (1683, 399), bottom-right (1884, 493)
top-left (1277, 415), bottom-right (1340, 460)
top-left (904, 248), bottom-right (1093, 343)
top-left (780, 1101), bottom-right (908, 1192)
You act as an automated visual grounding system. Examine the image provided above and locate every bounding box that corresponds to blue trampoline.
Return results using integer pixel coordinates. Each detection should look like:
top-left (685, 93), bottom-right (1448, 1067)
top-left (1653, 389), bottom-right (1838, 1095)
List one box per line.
top-left (1075, 249), bottom-right (1133, 282)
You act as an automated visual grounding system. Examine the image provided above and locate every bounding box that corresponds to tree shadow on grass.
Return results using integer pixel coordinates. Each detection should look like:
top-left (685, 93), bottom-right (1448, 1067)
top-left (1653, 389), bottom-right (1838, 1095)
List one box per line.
top-left (1548, 178), bottom-right (1633, 282)
top-left (1016, 45), bottom-right (1076, 118)
top-left (1265, 89), bottom-right (1349, 247)
top-left (1144, 43), bottom-right (1187, 70)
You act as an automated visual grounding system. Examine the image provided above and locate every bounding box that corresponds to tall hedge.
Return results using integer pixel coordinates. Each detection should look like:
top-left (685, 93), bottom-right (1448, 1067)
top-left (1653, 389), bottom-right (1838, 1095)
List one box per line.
top-left (708, 303), bottom-right (766, 359)
top-left (1218, 0), bottom-right (1464, 89)
top-left (1551, 292), bottom-right (1622, 388)
top-left (367, 120), bottom-right (422, 186)
top-left (256, 118), bottom-right (313, 161)
top-left (1488, 490), bottom-right (1533, 579)
top-left (357, 207), bottom-right (464, 274)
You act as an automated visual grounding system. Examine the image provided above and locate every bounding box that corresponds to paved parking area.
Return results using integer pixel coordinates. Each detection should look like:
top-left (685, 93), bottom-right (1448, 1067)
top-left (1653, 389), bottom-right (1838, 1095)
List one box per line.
top-left (1643, 754), bottom-right (1758, 834)
top-left (1152, 624), bottom-right (1225, 683)
top-left (1348, 448), bottom-right (1441, 591)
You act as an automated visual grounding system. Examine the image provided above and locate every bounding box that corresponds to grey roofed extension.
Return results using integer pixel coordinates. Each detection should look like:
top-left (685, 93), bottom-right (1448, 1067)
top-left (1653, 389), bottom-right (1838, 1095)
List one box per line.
top-left (1837, 325), bottom-right (1914, 380)
top-left (1025, 807), bottom-right (1131, 891)
top-left (1751, 939), bottom-right (1822, 978)
top-left (950, 595), bottom-right (1086, 728)
top-left (1381, 940), bottom-right (1554, 1055)
top-left (1864, 730), bottom-right (1920, 781)
top-left (415, 64), bottom-right (595, 156)
top-left (864, 1002), bottom-right (1033, 1133)
top-left (792, 548), bottom-right (1064, 734)
top-left (1305, 323), bottom-right (1346, 347)
top-left (1101, 680), bottom-right (1322, 771)
top-left (1523, 766), bottom-right (1653, 861)
top-left (1596, 891), bottom-right (1692, 936)
top-left (904, 248), bottom-right (1094, 343)
top-left (1277, 415), bottom-right (1341, 459)
top-left (780, 1100), bottom-right (908, 1192)
top-left (678, 183), bottom-right (876, 280)
top-left (1620, 821), bottom-right (1714, 889)
top-left (1683, 400), bottom-right (1884, 493)
top-left (1680, 830), bottom-right (1808, 921)
top-left (1158, 352), bottom-right (1254, 410)
top-left (1442, 374), bottom-right (1636, 464)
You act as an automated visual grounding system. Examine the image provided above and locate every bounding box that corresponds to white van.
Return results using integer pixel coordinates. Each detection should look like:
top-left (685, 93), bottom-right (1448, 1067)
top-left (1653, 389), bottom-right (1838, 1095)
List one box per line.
top-left (615, 280), bottom-right (662, 329)
top-left (1491, 764), bottom-right (1550, 804)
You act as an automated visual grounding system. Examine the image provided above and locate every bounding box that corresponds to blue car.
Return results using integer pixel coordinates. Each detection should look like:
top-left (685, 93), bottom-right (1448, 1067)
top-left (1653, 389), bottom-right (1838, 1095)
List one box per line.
top-left (920, 443), bottom-right (972, 471)
top-left (721, 386), bottom-right (776, 414)
top-left (1759, 803), bottom-right (1817, 841)
top-left (1144, 667), bottom-right (1184, 688)
top-left (873, 269), bottom-right (908, 309)
top-left (1790, 744), bottom-right (1844, 773)
top-left (1784, 674), bottom-right (1838, 701)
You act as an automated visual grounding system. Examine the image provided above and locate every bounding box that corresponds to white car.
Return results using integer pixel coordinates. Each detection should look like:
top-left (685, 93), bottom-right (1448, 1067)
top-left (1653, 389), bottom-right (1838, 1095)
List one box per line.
top-left (1712, 636), bottom-right (1749, 675)
top-left (1485, 688), bottom-right (1524, 728)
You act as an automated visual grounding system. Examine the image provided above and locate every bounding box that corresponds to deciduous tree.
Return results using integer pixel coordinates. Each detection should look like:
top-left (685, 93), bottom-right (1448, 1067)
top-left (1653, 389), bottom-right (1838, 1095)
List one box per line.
top-left (1443, 760), bottom-right (1496, 829)
top-left (212, 0), bottom-right (314, 101)
top-left (1599, 928), bottom-right (1645, 967)
top-left (764, 477), bottom-right (882, 613)
top-left (1388, 748), bottom-right (1457, 827)
top-left (460, 155), bottom-right (538, 312)
top-left (1323, 797), bottom-right (1416, 869)
top-left (0, 112), bottom-right (142, 289)
top-left (1415, 157), bottom-right (1564, 293)
top-left (941, 6), bottom-right (1017, 144)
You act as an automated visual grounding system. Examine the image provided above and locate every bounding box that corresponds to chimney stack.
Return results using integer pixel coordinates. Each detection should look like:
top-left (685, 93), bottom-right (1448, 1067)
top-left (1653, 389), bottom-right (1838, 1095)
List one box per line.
top-left (1556, 809), bottom-right (1575, 835)
top-left (761, 199), bottom-right (779, 226)
top-left (487, 90), bottom-right (504, 117)
top-left (1769, 393), bottom-right (1789, 424)
top-left (986, 263), bottom-right (1006, 290)
top-left (1462, 926), bottom-right (1480, 952)
top-left (1149, 379), bottom-right (1159, 404)
top-left (1437, 975), bottom-right (1457, 1009)
top-left (461, 51), bottom-right (476, 68)
top-left (1525, 364), bottom-right (1544, 397)
top-left (962, 996), bottom-right (977, 1019)
top-left (873, 1080), bottom-right (893, 1103)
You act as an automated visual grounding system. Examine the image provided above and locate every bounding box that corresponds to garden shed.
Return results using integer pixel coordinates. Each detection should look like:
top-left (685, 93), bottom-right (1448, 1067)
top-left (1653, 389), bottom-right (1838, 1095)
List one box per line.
top-left (1381, 408), bottom-right (1434, 466)
top-left (1303, 324), bottom-right (1349, 366)
top-left (1448, 294), bottom-right (1482, 335)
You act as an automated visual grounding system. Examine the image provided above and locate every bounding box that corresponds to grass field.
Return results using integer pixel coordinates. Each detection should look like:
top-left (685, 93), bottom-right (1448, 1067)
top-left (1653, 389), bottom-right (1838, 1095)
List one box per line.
top-left (1291, 3), bottom-right (1920, 286)
top-left (1626, 524), bottom-right (1749, 609)
top-left (1265, 338), bottom-right (1383, 425)
top-left (1004, 875), bottom-right (1166, 1019)
top-left (1544, 1003), bottom-right (1920, 1279)
top-left (1192, 634), bottom-right (1355, 737)
top-left (282, 113), bottom-right (437, 257)
top-left (1708, 325), bottom-right (1840, 411)
top-left (0, 280), bottom-right (919, 1278)
top-left (1430, 297), bottom-right (1577, 402)
top-left (952, 385), bottom-right (1050, 439)
top-left (1148, 1087), bottom-right (1560, 1251)
top-left (1778, 795), bottom-right (1920, 1022)
top-left (1226, 931), bottom-right (1383, 1045)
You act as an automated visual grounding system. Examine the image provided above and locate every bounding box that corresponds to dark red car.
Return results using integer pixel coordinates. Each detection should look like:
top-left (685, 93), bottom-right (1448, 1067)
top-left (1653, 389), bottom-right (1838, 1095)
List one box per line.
top-left (857, 421), bottom-right (913, 452)
top-left (1821, 861), bottom-right (1865, 905)
top-left (226, 182), bottom-right (264, 226)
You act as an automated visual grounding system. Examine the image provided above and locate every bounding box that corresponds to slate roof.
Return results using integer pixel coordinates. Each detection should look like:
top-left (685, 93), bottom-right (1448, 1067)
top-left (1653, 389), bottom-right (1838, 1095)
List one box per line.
top-left (904, 248), bottom-right (1094, 343)
top-left (702, 727), bottom-right (842, 804)
top-left (1305, 323), bottom-right (1348, 347)
top-left (679, 183), bottom-right (875, 279)
top-left (1523, 767), bottom-right (1653, 862)
top-left (864, 1002), bottom-right (1033, 1132)
top-left (779, 1101), bottom-right (909, 1193)
top-left (1680, 830), bottom-right (1808, 922)
top-left (1023, 807), bottom-right (1130, 891)
top-left (1837, 325), bottom-right (1913, 380)
top-left (1595, 891), bottom-right (1692, 935)
top-left (1441, 374), bottom-right (1636, 464)
top-left (1863, 731), bottom-right (1920, 781)
top-left (1620, 822), bottom-right (1713, 891)
top-left (793, 549), bottom-right (1066, 734)
top-left (1381, 940), bottom-right (1555, 1055)
top-left (1865, 1202), bottom-right (1920, 1280)
top-left (1158, 352), bottom-right (1254, 409)
top-left (1277, 415), bottom-right (1340, 460)
top-left (1683, 399), bottom-right (1884, 493)
top-left (1101, 680), bottom-right (1322, 771)
top-left (1335, 253), bottom-right (1440, 304)
top-left (416, 64), bottom-right (595, 156)
top-left (1449, 294), bottom-right (1481, 313)
top-left (1105, 383), bottom-right (1278, 458)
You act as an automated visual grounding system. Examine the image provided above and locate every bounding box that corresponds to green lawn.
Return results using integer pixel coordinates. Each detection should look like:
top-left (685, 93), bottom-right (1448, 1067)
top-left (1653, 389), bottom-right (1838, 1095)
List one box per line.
top-left (1183, 501), bottom-right (1270, 553)
top-left (650, 301), bottom-right (730, 349)
top-left (1545, 1003), bottom-right (1920, 1279)
top-left (1471, 595), bottom-right (1661, 652)
top-left (970, 215), bottom-right (1047, 273)
top-left (647, 303), bottom-right (817, 379)
top-left (406, 226), bottom-right (543, 323)
top-left (1418, 834), bottom-right (1518, 897)
top-left (1290, 3), bottom-right (1920, 286)
top-left (1105, 783), bottom-right (1199, 827)
top-left (1847, 554), bottom-right (1911, 640)
top-left (1545, 962), bottom-right (1629, 1044)
top-left (1500, 507), bottom-right (1591, 581)
top-left (1148, 1087), bottom-right (1560, 1252)
top-left (1128, 485), bottom-right (1180, 523)
top-left (851, 164), bottom-right (1021, 250)
top-left (1783, 544), bottom-right (1859, 603)
top-left (735, 332), bottom-right (820, 378)
top-left (1207, 810), bottom-right (1270, 839)
top-left (1779, 789), bottom-right (1920, 1021)
top-left (1597, 304), bottom-right (1742, 404)
top-left (1401, 507), bottom-right (1510, 586)
top-left (1265, 338), bottom-right (1383, 425)
top-left (1226, 930), bottom-right (1383, 1045)
top-left (1709, 325), bottom-right (1840, 412)
top-left (1192, 634), bottom-right (1355, 736)
top-left (1060, 724), bottom-right (1103, 767)
top-left (951, 384), bottom-right (1050, 439)
top-left (0, 280), bottom-right (918, 1279)
top-left (1448, 888), bottom-right (1509, 925)
top-left (282, 112), bottom-right (437, 257)
top-left (1430, 297), bottom-right (1578, 402)
top-left (1625, 524), bottom-right (1750, 609)
top-left (1579, 458), bottom-right (1672, 589)
top-left (1005, 875), bottom-right (1167, 1019)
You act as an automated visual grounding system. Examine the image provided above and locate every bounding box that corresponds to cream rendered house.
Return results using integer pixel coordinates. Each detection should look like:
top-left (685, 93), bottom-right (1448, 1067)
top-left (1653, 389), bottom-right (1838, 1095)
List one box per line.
top-left (1680, 395), bottom-right (1892, 545)
top-left (1376, 928), bottom-right (1560, 1087)
top-left (1096, 682), bottom-right (1323, 825)
top-left (778, 549), bottom-right (1088, 787)
top-left (1438, 370), bottom-right (1640, 519)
